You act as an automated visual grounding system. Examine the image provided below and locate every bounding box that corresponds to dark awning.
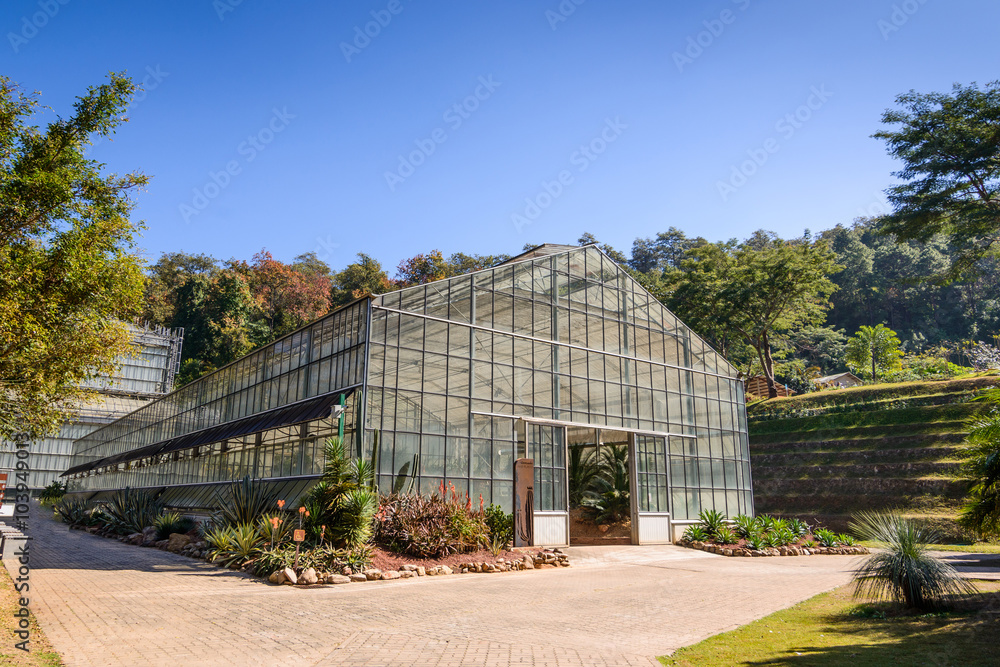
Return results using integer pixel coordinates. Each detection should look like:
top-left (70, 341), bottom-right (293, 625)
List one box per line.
top-left (61, 391), bottom-right (349, 477)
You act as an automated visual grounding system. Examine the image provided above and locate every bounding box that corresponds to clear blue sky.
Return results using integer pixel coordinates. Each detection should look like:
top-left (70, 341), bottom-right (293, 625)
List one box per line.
top-left (4, 1), bottom-right (998, 273)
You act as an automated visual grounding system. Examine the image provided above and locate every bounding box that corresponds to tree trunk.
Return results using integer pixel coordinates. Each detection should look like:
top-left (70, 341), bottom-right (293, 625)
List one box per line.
top-left (872, 353), bottom-right (877, 384)
top-left (761, 332), bottom-right (778, 399)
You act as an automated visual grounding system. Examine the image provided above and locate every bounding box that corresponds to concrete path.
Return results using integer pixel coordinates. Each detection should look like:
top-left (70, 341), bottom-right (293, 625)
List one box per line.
top-left (24, 514), bottom-right (864, 667)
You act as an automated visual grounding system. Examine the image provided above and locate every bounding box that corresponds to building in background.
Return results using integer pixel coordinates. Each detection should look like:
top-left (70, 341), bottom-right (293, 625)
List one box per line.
top-left (63, 245), bottom-right (750, 545)
top-left (0, 325), bottom-right (183, 492)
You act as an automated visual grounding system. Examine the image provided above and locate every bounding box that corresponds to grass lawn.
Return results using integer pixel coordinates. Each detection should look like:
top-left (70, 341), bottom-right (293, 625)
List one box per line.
top-left (0, 566), bottom-right (61, 666)
top-left (857, 540), bottom-right (1000, 555)
top-left (660, 582), bottom-right (1000, 667)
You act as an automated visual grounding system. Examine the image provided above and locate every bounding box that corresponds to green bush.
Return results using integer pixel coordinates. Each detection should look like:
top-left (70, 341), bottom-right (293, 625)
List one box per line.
top-left (746, 533), bottom-right (767, 550)
top-left (814, 528), bottom-right (840, 547)
top-left (154, 511), bottom-right (196, 540)
top-left (850, 510), bottom-right (975, 610)
top-left (733, 514), bottom-right (757, 538)
top-left (212, 476), bottom-right (279, 528)
top-left (484, 504), bottom-right (514, 547)
top-left (581, 444), bottom-right (631, 524)
top-left (299, 437), bottom-right (379, 548)
top-left (99, 488), bottom-right (164, 535)
top-left (683, 525), bottom-right (709, 542)
top-left (39, 481), bottom-right (67, 506)
top-left (54, 498), bottom-right (90, 525)
top-left (697, 509), bottom-right (726, 538)
top-left (206, 523), bottom-right (263, 569)
top-left (715, 526), bottom-right (738, 545)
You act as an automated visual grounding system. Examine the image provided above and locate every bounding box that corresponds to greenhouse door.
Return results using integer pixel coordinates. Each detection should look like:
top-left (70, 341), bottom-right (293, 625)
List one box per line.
top-left (527, 423), bottom-right (569, 546)
top-left (632, 434), bottom-right (672, 544)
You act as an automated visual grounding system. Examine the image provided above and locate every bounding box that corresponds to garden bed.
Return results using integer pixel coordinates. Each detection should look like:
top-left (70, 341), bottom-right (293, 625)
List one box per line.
top-left (679, 539), bottom-right (869, 557)
top-left (675, 511), bottom-right (870, 557)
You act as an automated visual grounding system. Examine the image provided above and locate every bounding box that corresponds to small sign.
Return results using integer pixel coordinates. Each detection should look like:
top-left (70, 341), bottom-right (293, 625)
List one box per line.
top-left (293, 529), bottom-right (306, 542)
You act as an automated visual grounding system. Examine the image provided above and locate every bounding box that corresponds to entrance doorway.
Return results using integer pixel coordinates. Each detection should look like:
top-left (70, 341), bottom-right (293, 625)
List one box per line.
top-left (567, 427), bottom-right (632, 546)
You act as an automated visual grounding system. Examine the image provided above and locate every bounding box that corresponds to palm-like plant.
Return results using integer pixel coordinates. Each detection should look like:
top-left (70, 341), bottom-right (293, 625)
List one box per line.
top-left (959, 388), bottom-right (1000, 537)
top-left (850, 510), bottom-right (975, 610)
top-left (698, 509), bottom-right (727, 538)
top-left (300, 437), bottom-right (379, 548)
top-left (213, 476), bottom-right (279, 527)
top-left (581, 444), bottom-right (631, 524)
top-left (568, 446), bottom-right (601, 507)
top-left (733, 514), bottom-right (757, 538)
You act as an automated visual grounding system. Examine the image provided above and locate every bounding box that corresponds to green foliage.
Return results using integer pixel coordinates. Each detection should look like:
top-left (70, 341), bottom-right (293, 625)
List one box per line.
top-left (581, 444), bottom-right (631, 524)
top-left (714, 527), bottom-right (738, 545)
top-left (54, 498), bottom-right (90, 525)
top-left (745, 533), bottom-right (767, 550)
top-left (788, 518), bottom-right (810, 538)
top-left (257, 513), bottom-right (292, 547)
top-left (683, 525), bottom-right (709, 542)
top-left (662, 233), bottom-right (840, 398)
top-left (299, 437), bottom-right (379, 548)
top-left (484, 504), bottom-right (514, 547)
top-left (212, 476), bottom-right (279, 528)
top-left (206, 523), bottom-right (263, 569)
top-left (568, 446), bottom-right (601, 507)
top-left (839, 533), bottom-right (858, 547)
top-left (100, 488), bottom-right (164, 535)
top-left (154, 511), bottom-right (196, 540)
top-left (697, 509), bottom-right (727, 538)
top-left (849, 510), bottom-right (976, 610)
top-left (959, 388), bottom-right (1000, 537)
top-left (846, 324), bottom-right (903, 383)
top-left (38, 481), bottom-right (67, 506)
top-left (0, 73), bottom-right (148, 441)
top-left (814, 528), bottom-right (840, 548)
top-left (874, 81), bottom-right (1000, 276)
top-left (732, 514), bottom-right (757, 538)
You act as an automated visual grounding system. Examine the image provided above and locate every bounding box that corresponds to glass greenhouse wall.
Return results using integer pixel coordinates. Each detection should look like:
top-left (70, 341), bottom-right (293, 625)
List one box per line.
top-left (64, 245), bottom-right (750, 544)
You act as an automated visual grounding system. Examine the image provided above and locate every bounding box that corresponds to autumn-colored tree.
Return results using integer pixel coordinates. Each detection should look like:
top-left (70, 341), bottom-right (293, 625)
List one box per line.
top-left (0, 73), bottom-right (147, 440)
top-left (236, 250), bottom-right (332, 341)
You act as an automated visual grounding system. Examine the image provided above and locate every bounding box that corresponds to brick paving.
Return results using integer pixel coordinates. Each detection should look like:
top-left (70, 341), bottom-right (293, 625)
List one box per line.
top-left (24, 514), bottom-right (864, 666)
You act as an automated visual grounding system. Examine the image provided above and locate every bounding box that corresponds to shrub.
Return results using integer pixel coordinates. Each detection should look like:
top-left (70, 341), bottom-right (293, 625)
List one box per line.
top-left (299, 437), bottom-right (379, 548)
top-left (154, 511), bottom-right (196, 540)
top-left (733, 514), bottom-right (757, 538)
top-left (850, 510), bottom-right (976, 610)
top-left (39, 481), bottom-right (67, 506)
top-left (715, 526), bottom-right (738, 545)
top-left (839, 533), bottom-right (858, 546)
top-left (788, 518), bottom-right (810, 538)
top-left (206, 523), bottom-right (263, 569)
top-left (484, 504), bottom-right (514, 547)
top-left (746, 533), bottom-right (767, 550)
top-left (100, 488), bottom-right (164, 535)
top-left (697, 509), bottom-right (727, 538)
top-left (682, 525), bottom-right (709, 542)
top-left (212, 476), bottom-right (278, 528)
top-left (54, 498), bottom-right (90, 525)
top-left (814, 528), bottom-right (840, 547)
top-left (258, 513), bottom-right (291, 547)
top-left (803, 539), bottom-right (816, 548)
top-left (374, 489), bottom-right (490, 558)
top-left (581, 445), bottom-right (631, 524)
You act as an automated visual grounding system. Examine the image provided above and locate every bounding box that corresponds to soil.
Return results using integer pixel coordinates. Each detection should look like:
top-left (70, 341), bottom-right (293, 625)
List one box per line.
top-left (568, 507), bottom-right (631, 545)
top-left (370, 546), bottom-right (533, 571)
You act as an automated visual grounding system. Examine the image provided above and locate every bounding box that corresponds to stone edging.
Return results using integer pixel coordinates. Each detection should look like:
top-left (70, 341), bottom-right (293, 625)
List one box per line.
top-left (679, 540), bottom-right (870, 557)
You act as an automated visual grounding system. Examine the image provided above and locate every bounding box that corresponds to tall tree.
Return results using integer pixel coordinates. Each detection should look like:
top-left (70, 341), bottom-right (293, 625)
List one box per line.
top-left (874, 81), bottom-right (1000, 276)
top-left (0, 73), bottom-right (147, 440)
top-left (663, 233), bottom-right (840, 398)
top-left (143, 251), bottom-right (218, 325)
top-left (330, 253), bottom-right (393, 308)
top-left (844, 324), bottom-right (903, 383)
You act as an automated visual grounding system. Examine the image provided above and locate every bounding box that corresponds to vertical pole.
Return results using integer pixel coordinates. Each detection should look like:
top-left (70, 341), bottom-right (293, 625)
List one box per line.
top-left (337, 393), bottom-right (346, 443)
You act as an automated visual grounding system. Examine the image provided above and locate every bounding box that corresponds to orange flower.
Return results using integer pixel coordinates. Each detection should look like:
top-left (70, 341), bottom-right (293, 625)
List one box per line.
top-left (299, 506), bottom-right (305, 514)
top-left (277, 500), bottom-right (286, 509)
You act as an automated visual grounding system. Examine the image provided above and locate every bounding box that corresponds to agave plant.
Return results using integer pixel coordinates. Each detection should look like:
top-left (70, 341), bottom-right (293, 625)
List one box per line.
top-left (207, 523), bottom-right (263, 570)
top-left (850, 510), bottom-right (976, 610)
top-left (732, 514), bottom-right (757, 538)
top-left (746, 533), bottom-right (767, 550)
top-left (54, 498), bottom-right (90, 526)
top-left (715, 526), bottom-right (738, 545)
top-left (581, 444), bottom-right (631, 524)
top-left (839, 533), bottom-right (858, 546)
top-left (814, 528), bottom-right (840, 547)
top-left (683, 525), bottom-right (709, 542)
top-left (213, 476), bottom-right (279, 528)
top-left (788, 518), bottom-right (810, 538)
top-left (100, 488), bottom-right (164, 535)
top-left (698, 509), bottom-right (727, 538)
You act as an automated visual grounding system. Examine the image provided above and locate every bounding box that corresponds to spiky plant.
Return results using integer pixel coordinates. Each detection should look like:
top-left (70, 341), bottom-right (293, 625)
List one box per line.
top-left (733, 514), bottom-right (757, 538)
top-left (568, 446), bottom-right (601, 507)
top-left (849, 511), bottom-right (976, 610)
top-left (581, 444), bottom-right (631, 524)
top-left (698, 509), bottom-right (727, 538)
top-left (715, 526), bottom-right (738, 545)
top-left (212, 476), bottom-right (279, 528)
top-left (959, 389), bottom-right (1000, 537)
top-left (683, 525), bottom-right (709, 542)
top-left (100, 487), bottom-right (164, 535)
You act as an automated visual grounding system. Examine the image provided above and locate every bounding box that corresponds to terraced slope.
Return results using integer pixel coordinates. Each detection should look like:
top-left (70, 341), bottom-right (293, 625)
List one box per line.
top-left (748, 376), bottom-right (999, 539)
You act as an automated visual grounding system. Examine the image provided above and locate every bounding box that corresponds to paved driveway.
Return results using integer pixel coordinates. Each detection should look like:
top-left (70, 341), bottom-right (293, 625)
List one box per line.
top-left (25, 515), bottom-right (863, 666)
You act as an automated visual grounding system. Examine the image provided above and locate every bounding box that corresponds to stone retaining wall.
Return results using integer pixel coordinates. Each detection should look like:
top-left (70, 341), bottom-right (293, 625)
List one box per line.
top-left (679, 540), bottom-right (869, 558)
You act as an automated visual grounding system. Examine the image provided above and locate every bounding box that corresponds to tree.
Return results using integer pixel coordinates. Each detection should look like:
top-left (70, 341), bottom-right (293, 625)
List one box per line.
top-left (874, 81), bottom-right (1000, 276)
top-left (844, 324), bottom-right (903, 383)
top-left (0, 73), bottom-right (147, 441)
top-left (235, 250), bottom-right (332, 341)
top-left (663, 233), bottom-right (840, 398)
top-left (959, 387), bottom-right (1000, 537)
top-left (143, 251), bottom-right (218, 325)
top-left (330, 253), bottom-right (393, 307)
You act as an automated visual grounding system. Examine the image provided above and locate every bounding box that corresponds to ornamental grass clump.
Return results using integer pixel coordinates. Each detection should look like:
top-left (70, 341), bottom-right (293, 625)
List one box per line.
top-left (849, 510), bottom-right (976, 610)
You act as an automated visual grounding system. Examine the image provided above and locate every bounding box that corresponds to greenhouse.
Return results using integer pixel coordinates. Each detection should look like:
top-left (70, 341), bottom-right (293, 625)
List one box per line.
top-left (63, 244), bottom-right (752, 545)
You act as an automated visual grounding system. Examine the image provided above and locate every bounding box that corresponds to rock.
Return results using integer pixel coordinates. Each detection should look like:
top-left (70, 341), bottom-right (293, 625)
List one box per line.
top-left (559, 561), bottom-right (570, 567)
top-left (522, 556), bottom-right (534, 570)
top-left (326, 574), bottom-right (352, 584)
top-left (400, 570), bottom-right (415, 579)
top-left (425, 567), bottom-right (438, 576)
top-left (364, 569), bottom-right (382, 581)
top-left (440, 565), bottom-right (453, 575)
top-left (349, 573), bottom-right (368, 582)
top-left (299, 568), bottom-right (319, 585)
top-left (342, 567), bottom-right (353, 576)
top-left (126, 532), bottom-right (144, 546)
top-left (282, 567), bottom-right (298, 585)
top-left (460, 568), bottom-right (468, 574)
top-left (167, 533), bottom-right (192, 553)
top-left (400, 564), bottom-right (418, 572)
top-left (268, 571), bottom-right (282, 584)
top-left (154, 539), bottom-right (169, 549)
top-left (722, 548), bottom-right (732, 557)
top-left (381, 570), bottom-right (401, 580)
top-left (416, 566), bottom-right (426, 576)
